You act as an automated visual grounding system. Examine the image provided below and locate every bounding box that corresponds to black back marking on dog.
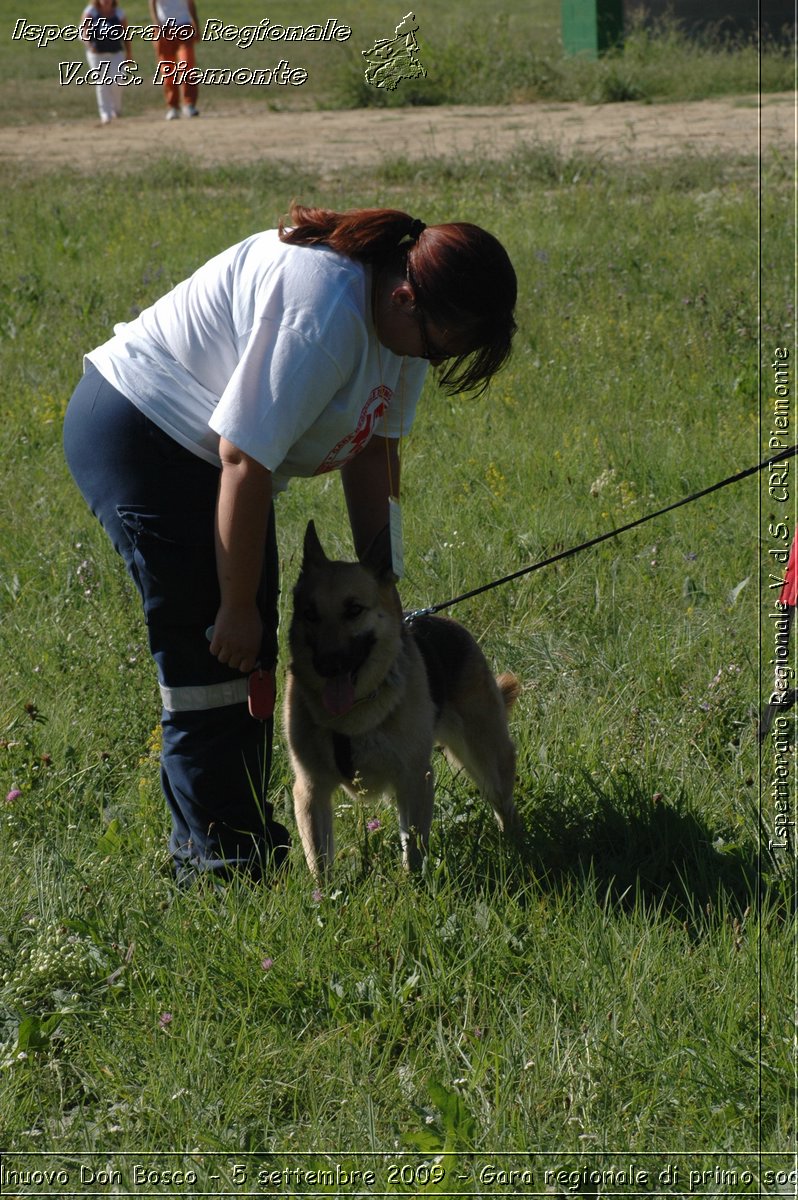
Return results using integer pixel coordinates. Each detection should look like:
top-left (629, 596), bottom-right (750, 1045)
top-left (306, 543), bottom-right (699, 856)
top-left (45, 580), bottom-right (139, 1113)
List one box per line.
top-left (407, 615), bottom-right (471, 716)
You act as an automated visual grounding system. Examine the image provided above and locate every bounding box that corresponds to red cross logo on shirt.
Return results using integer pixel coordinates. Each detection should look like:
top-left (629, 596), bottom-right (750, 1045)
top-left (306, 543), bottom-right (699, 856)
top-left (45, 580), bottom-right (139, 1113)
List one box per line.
top-left (314, 385), bottom-right (392, 475)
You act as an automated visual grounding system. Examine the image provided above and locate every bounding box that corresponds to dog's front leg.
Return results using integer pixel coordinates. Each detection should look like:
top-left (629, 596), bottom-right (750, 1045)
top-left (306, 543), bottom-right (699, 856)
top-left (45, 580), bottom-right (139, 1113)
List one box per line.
top-left (395, 765), bottom-right (434, 872)
top-left (293, 775), bottom-right (335, 878)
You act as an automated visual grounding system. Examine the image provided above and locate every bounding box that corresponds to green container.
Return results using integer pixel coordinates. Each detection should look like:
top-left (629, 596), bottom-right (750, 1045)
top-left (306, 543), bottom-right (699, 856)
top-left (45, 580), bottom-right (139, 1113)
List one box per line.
top-left (561, 0), bottom-right (624, 56)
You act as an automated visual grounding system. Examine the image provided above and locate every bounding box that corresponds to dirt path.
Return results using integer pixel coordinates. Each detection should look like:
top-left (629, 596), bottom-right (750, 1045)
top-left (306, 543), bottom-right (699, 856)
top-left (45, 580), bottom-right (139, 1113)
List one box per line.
top-left (5, 91), bottom-right (793, 175)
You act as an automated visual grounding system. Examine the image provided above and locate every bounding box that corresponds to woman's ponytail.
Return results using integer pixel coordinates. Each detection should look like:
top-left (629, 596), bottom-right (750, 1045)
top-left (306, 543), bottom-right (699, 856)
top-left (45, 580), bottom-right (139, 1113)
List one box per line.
top-left (279, 203), bottom-right (425, 262)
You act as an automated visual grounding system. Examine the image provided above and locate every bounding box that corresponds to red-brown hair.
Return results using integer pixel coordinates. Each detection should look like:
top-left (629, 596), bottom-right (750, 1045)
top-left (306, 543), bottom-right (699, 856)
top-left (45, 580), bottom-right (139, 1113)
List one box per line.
top-left (279, 203), bottom-right (517, 395)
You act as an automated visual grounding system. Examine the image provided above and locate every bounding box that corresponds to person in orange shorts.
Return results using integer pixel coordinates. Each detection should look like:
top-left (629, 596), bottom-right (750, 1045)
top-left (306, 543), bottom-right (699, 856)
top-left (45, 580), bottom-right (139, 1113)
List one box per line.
top-left (149, 0), bottom-right (200, 119)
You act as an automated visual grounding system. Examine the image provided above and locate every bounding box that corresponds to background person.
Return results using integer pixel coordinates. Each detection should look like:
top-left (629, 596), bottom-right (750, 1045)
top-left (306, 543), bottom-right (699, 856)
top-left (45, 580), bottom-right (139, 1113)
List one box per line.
top-left (150, 0), bottom-right (200, 119)
top-left (62, 204), bottom-right (518, 884)
top-left (80, 0), bottom-right (132, 125)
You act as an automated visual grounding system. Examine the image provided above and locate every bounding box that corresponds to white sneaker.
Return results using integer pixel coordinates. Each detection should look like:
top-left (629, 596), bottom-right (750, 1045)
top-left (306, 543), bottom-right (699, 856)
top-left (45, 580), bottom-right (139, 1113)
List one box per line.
top-left (181, 104), bottom-right (199, 118)
top-left (165, 106), bottom-right (180, 121)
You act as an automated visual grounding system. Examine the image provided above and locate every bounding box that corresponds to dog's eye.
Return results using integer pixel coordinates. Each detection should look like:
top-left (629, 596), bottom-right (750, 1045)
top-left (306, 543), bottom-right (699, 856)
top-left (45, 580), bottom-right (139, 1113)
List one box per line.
top-left (303, 603), bottom-right (320, 623)
top-left (344, 601), bottom-right (365, 620)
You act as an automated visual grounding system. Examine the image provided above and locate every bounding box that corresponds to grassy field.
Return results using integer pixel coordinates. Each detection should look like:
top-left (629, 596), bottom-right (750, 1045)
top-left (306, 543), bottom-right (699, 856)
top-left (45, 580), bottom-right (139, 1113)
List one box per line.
top-left (0, 6), bottom-right (796, 1194)
top-left (0, 0), bottom-right (793, 123)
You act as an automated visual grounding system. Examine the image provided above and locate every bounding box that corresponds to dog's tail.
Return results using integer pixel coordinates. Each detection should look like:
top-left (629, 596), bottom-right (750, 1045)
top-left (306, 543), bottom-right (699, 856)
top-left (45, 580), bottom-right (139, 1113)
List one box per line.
top-left (496, 672), bottom-right (522, 710)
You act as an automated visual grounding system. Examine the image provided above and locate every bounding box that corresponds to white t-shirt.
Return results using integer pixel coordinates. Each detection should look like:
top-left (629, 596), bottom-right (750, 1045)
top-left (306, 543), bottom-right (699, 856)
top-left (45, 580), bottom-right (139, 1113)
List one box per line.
top-left (86, 231), bottom-right (427, 493)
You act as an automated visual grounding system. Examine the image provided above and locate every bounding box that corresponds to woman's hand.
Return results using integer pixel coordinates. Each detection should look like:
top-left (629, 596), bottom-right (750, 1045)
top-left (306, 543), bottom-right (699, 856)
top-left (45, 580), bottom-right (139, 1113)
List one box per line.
top-left (209, 603), bottom-right (263, 674)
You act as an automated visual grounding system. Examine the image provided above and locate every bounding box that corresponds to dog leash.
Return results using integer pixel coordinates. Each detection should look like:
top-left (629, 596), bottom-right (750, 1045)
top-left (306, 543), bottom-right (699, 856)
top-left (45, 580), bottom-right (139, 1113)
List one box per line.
top-left (404, 443), bottom-right (797, 622)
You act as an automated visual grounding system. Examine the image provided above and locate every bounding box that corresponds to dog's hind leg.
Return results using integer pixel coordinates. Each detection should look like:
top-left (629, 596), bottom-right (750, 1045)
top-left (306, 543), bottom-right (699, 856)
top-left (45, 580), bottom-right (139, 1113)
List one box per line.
top-left (474, 739), bottom-right (523, 835)
top-left (445, 729), bottom-right (522, 834)
top-left (293, 775), bottom-right (335, 878)
top-left (441, 675), bottom-right (524, 836)
top-left (394, 765), bottom-right (434, 872)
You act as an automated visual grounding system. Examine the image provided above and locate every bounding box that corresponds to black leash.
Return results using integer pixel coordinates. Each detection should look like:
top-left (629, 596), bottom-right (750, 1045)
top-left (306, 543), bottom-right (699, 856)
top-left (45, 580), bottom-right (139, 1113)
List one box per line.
top-left (405, 443), bottom-right (797, 622)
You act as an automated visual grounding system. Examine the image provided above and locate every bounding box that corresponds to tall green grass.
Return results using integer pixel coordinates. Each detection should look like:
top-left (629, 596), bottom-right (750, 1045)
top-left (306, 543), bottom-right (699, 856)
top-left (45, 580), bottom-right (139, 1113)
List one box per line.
top-left (334, 12), bottom-right (794, 109)
top-left (0, 138), bottom-right (794, 1183)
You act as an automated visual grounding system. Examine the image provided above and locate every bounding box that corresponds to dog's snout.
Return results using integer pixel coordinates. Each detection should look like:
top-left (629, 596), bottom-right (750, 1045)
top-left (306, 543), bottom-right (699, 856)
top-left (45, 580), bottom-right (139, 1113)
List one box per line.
top-left (311, 631), bottom-right (376, 681)
top-left (313, 649), bottom-right (351, 678)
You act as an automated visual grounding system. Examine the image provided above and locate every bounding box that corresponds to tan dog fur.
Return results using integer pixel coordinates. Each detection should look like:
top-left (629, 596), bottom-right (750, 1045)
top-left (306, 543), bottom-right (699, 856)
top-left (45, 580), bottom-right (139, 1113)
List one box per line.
top-left (284, 522), bottom-right (523, 875)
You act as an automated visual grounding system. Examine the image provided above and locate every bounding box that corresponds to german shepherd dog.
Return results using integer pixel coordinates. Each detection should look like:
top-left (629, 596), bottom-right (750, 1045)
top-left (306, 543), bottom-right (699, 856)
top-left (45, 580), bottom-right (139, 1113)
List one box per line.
top-left (284, 522), bottom-right (524, 875)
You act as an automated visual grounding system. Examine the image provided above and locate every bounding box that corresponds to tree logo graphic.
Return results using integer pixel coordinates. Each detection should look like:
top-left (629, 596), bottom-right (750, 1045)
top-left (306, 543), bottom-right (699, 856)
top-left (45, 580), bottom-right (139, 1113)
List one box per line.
top-left (362, 12), bottom-right (426, 91)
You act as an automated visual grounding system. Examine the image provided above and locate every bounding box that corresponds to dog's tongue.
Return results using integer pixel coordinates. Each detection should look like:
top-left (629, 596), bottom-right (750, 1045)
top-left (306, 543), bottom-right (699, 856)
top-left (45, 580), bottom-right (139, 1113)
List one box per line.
top-left (322, 673), bottom-right (356, 716)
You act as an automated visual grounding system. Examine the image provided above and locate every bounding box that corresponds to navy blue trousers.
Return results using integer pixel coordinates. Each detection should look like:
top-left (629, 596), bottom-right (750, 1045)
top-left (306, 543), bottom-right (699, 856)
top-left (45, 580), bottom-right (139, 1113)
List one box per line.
top-left (63, 365), bottom-right (290, 881)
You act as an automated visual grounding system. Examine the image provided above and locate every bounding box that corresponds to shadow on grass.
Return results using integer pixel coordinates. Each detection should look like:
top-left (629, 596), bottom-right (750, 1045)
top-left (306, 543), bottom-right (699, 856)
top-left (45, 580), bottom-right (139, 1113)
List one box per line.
top-left (437, 767), bottom-right (783, 926)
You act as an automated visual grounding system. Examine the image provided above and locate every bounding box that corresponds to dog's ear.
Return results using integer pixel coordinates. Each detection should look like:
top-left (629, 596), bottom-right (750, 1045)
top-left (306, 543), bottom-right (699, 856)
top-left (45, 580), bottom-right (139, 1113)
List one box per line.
top-left (302, 520), bottom-right (328, 568)
top-left (360, 523), bottom-right (398, 583)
